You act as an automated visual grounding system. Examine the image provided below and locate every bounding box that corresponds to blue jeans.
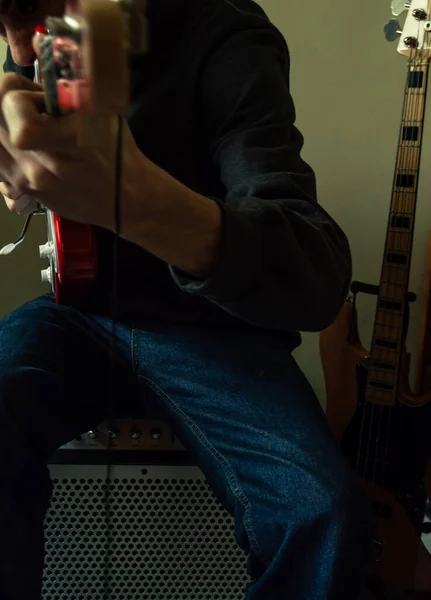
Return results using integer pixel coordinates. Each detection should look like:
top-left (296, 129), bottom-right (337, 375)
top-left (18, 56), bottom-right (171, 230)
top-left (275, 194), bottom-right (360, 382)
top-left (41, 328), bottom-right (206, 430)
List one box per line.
top-left (0, 295), bottom-right (374, 599)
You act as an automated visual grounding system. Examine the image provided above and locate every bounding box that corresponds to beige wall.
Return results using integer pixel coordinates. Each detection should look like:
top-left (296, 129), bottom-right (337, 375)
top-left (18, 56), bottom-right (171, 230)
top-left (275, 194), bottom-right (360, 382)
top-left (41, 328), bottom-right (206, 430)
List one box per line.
top-left (0, 0), bottom-right (429, 405)
top-left (259, 0), bottom-right (431, 404)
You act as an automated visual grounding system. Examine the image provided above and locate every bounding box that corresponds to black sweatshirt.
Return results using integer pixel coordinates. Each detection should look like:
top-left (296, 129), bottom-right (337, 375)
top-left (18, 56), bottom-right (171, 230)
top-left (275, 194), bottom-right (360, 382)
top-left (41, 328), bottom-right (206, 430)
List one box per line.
top-left (3, 0), bottom-right (352, 349)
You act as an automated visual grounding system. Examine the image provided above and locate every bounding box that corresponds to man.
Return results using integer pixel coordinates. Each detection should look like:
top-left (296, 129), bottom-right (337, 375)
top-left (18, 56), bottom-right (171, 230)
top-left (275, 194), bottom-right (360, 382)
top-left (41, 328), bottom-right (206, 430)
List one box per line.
top-left (0, 0), bottom-right (375, 598)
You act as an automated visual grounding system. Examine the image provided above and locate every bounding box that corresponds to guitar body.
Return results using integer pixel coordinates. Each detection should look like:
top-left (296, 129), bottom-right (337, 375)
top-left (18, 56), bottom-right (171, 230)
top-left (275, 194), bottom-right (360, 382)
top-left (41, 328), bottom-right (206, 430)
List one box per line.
top-left (344, 364), bottom-right (431, 591)
top-left (320, 3), bottom-right (431, 593)
top-left (35, 0), bottom-right (133, 304)
top-left (40, 212), bottom-right (97, 305)
top-left (321, 305), bottom-right (431, 593)
top-left (320, 301), bottom-right (368, 440)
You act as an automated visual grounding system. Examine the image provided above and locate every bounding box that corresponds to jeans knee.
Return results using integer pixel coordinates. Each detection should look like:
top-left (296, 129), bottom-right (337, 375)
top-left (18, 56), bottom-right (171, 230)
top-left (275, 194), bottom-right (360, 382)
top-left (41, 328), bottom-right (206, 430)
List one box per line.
top-left (253, 471), bottom-right (375, 568)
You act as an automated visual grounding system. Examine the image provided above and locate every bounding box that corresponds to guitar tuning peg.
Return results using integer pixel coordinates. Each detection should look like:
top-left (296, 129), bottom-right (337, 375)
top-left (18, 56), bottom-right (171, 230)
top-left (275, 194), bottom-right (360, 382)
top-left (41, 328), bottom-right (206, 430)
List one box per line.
top-left (391, 0), bottom-right (410, 16)
top-left (384, 18), bottom-right (402, 41)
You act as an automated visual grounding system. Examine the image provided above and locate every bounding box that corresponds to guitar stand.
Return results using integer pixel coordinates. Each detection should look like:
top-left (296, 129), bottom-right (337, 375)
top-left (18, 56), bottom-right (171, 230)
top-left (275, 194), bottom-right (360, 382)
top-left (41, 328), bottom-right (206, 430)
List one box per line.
top-left (350, 280), bottom-right (417, 304)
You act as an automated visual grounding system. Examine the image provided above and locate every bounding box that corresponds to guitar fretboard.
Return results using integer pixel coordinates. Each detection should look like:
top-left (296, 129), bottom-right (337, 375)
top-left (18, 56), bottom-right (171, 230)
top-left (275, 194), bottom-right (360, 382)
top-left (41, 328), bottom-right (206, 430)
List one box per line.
top-left (366, 61), bottom-right (429, 407)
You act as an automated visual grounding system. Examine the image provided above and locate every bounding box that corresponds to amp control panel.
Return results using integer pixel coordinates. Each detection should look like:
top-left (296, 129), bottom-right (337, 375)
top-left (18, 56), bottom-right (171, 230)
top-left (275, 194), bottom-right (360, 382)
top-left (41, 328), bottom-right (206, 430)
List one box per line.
top-left (60, 419), bottom-right (186, 452)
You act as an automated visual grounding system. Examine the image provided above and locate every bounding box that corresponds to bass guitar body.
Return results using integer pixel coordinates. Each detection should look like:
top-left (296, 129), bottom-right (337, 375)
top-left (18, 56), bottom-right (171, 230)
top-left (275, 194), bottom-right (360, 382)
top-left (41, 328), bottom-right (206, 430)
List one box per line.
top-left (321, 3), bottom-right (431, 593)
top-left (39, 211), bottom-right (97, 305)
top-left (34, 0), bottom-right (141, 304)
top-left (321, 302), bottom-right (431, 594)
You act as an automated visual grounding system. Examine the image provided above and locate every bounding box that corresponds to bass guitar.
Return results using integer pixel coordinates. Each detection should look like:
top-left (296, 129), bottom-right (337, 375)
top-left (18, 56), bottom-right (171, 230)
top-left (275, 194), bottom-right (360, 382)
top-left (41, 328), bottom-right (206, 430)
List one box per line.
top-left (320, 0), bottom-right (431, 594)
top-left (0, 0), bottom-right (147, 305)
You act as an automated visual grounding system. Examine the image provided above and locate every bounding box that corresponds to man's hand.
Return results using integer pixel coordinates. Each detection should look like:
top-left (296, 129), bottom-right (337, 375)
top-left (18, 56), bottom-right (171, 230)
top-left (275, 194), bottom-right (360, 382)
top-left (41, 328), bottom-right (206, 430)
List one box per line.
top-left (0, 72), bottom-right (142, 230)
top-left (0, 71), bottom-right (222, 278)
top-left (0, 184), bottom-right (38, 216)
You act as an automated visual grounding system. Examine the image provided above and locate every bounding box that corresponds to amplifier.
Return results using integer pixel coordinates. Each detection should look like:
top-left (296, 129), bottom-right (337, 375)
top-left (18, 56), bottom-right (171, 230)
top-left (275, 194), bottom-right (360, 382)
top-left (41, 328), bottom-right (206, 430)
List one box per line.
top-left (43, 419), bottom-right (251, 600)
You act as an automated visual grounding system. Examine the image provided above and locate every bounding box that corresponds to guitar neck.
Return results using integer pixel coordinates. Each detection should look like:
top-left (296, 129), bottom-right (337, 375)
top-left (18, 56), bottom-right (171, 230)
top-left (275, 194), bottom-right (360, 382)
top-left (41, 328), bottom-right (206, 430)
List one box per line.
top-left (367, 59), bottom-right (429, 407)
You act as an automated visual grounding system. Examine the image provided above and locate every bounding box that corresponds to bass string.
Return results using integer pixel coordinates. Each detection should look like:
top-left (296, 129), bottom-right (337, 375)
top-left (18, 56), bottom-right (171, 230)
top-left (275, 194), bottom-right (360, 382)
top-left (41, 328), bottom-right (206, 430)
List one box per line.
top-left (355, 32), bottom-right (423, 482)
top-left (102, 115), bottom-right (124, 600)
top-left (379, 37), bottom-right (431, 481)
top-left (368, 47), bottom-right (417, 484)
top-left (368, 31), bottom-right (430, 485)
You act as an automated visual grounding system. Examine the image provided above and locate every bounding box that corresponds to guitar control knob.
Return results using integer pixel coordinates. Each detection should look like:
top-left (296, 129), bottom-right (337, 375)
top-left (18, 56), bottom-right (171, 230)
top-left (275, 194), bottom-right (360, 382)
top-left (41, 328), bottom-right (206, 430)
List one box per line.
top-left (109, 427), bottom-right (120, 440)
top-left (41, 267), bottom-right (52, 284)
top-left (150, 428), bottom-right (163, 440)
top-left (422, 522), bottom-right (431, 534)
top-left (87, 430), bottom-right (98, 439)
top-left (39, 241), bottom-right (54, 259)
top-left (130, 428), bottom-right (141, 440)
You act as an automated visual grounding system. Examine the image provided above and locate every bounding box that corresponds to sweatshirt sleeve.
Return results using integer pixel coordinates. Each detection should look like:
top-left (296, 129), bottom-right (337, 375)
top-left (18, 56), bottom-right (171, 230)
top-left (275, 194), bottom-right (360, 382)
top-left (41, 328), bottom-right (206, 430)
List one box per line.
top-left (170, 23), bottom-right (352, 333)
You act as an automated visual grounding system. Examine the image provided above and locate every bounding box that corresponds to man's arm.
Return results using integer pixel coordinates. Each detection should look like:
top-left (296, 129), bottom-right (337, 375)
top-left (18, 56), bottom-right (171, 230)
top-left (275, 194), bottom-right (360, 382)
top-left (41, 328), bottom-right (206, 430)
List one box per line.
top-left (1, 27), bottom-right (351, 334)
top-left (122, 25), bottom-right (351, 333)
top-left (119, 155), bottom-right (223, 279)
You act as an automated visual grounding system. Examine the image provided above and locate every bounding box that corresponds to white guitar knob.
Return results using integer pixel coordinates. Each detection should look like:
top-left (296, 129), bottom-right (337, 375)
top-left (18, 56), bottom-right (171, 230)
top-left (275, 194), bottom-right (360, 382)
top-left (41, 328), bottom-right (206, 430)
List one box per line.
top-left (41, 268), bottom-right (52, 284)
top-left (39, 241), bottom-right (54, 259)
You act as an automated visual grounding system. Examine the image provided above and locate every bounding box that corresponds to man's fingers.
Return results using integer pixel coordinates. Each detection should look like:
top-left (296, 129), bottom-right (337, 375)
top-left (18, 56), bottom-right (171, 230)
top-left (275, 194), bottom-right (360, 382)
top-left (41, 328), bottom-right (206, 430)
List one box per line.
top-left (0, 72), bottom-right (41, 97)
top-left (0, 141), bottom-right (17, 181)
top-left (2, 89), bottom-right (80, 151)
top-left (0, 71), bottom-right (79, 152)
top-left (0, 73), bottom-right (42, 127)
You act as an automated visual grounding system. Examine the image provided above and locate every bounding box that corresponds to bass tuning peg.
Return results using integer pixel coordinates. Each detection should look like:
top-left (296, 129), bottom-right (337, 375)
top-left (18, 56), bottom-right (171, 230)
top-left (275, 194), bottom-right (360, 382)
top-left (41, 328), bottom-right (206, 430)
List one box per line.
top-left (384, 18), bottom-right (402, 42)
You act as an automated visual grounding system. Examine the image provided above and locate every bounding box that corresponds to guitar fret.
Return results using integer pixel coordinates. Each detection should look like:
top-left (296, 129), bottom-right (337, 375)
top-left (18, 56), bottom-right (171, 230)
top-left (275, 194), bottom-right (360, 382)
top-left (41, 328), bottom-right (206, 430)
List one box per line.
top-left (366, 61), bottom-right (427, 416)
top-left (378, 299), bottom-right (402, 311)
top-left (368, 379), bottom-right (395, 391)
top-left (380, 280), bottom-right (407, 286)
top-left (390, 200), bottom-right (416, 213)
top-left (371, 343), bottom-right (400, 356)
top-left (374, 337), bottom-right (399, 350)
top-left (375, 321), bottom-right (401, 329)
top-left (402, 125), bottom-right (420, 140)
top-left (385, 251), bottom-right (408, 265)
top-left (372, 360), bottom-right (396, 371)
top-left (378, 297), bottom-right (405, 306)
top-left (365, 390), bottom-right (396, 406)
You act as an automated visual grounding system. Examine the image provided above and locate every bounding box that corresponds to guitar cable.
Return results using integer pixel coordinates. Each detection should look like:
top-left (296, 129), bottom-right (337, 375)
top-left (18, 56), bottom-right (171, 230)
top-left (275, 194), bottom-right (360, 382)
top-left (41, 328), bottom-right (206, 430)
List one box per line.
top-left (102, 113), bottom-right (124, 600)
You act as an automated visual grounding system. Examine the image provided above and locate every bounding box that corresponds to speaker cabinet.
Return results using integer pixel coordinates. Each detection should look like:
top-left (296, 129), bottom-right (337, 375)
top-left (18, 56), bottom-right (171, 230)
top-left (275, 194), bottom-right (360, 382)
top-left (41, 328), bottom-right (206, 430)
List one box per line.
top-left (42, 419), bottom-right (251, 600)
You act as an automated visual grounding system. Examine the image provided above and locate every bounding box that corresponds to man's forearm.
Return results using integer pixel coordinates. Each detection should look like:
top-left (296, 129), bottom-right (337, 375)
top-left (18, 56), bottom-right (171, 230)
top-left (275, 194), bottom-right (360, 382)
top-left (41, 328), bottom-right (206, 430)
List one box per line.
top-left (120, 152), bottom-right (223, 279)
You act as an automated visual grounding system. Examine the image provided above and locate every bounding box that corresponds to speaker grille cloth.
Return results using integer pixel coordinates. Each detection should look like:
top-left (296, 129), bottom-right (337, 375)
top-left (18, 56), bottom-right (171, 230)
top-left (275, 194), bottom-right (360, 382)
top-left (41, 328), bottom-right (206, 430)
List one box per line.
top-left (43, 465), bottom-right (251, 599)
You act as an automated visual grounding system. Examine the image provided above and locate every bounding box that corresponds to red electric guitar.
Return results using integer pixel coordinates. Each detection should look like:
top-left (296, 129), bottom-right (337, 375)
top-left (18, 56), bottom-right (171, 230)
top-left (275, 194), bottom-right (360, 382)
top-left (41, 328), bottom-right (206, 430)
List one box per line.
top-left (2, 0), bottom-right (147, 304)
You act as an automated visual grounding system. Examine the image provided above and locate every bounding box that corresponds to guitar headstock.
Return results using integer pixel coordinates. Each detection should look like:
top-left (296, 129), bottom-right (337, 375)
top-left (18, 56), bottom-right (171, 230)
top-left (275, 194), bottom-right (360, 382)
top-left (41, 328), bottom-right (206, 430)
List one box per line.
top-left (35, 0), bottom-right (148, 146)
top-left (396, 0), bottom-right (431, 58)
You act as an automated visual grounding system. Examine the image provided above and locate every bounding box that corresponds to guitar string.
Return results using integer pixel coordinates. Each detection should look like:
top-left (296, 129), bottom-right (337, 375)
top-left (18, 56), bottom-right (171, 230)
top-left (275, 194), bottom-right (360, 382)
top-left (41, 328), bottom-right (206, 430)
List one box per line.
top-left (374, 30), bottom-right (429, 485)
top-left (379, 38), bottom-right (430, 483)
top-left (355, 33), bottom-right (420, 482)
top-left (102, 114), bottom-right (124, 600)
top-left (370, 47), bottom-right (415, 484)
top-left (370, 41), bottom-right (418, 485)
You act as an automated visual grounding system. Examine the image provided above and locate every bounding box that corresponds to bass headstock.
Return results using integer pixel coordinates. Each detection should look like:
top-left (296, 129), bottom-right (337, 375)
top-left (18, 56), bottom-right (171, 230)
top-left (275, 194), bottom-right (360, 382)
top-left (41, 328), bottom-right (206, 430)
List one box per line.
top-left (385, 0), bottom-right (431, 59)
top-left (35, 0), bottom-right (148, 145)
